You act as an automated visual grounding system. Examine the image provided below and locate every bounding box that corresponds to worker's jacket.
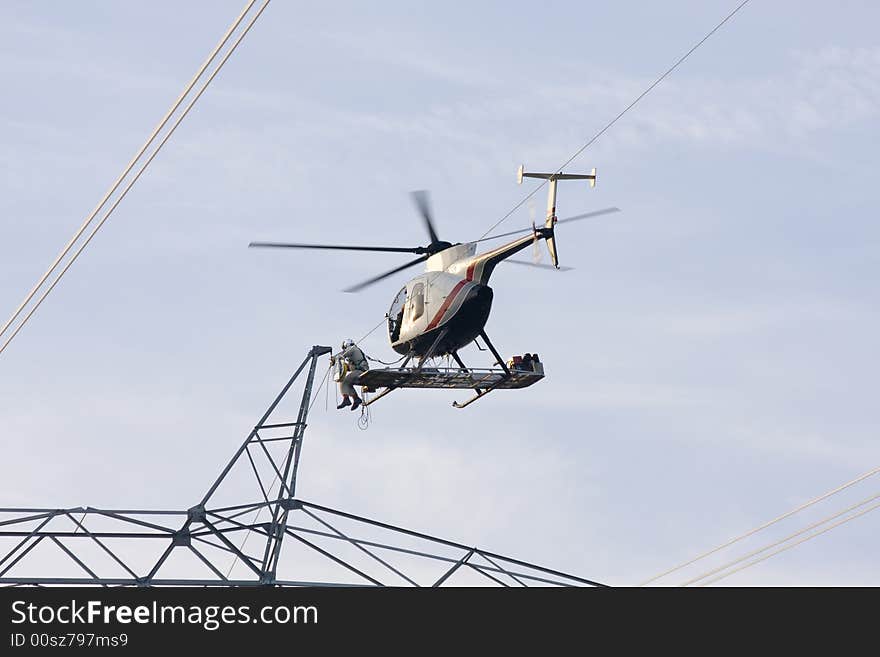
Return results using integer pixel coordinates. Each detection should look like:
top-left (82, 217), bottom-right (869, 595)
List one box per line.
top-left (339, 345), bottom-right (369, 372)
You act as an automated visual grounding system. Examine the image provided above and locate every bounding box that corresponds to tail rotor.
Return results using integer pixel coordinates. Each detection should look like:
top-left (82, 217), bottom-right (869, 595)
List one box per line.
top-left (517, 164), bottom-right (597, 268)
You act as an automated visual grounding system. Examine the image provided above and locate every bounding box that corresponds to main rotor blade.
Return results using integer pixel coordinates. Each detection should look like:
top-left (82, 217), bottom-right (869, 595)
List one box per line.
top-left (505, 259), bottom-right (574, 272)
top-left (411, 190), bottom-right (440, 244)
top-left (249, 241), bottom-right (423, 254)
top-left (557, 206), bottom-right (621, 226)
top-left (475, 207), bottom-right (621, 243)
top-left (343, 254), bottom-right (431, 293)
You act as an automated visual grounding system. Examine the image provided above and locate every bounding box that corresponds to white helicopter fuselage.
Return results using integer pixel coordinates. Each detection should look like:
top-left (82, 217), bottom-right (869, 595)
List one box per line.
top-left (387, 232), bottom-right (540, 356)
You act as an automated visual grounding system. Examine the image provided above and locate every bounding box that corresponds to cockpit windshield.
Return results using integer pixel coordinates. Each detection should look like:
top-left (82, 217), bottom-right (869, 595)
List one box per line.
top-left (388, 286), bottom-right (407, 342)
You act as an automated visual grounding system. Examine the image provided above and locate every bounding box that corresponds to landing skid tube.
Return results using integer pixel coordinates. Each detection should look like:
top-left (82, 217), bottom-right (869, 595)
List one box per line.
top-left (451, 378), bottom-right (508, 409)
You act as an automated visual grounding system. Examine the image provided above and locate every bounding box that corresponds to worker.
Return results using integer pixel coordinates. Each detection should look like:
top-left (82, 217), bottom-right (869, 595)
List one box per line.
top-left (331, 338), bottom-right (369, 411)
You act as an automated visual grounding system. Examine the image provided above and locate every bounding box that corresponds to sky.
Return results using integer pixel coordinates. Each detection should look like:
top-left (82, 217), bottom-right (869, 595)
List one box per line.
top-left (1, 0), bottom-right (879, 586)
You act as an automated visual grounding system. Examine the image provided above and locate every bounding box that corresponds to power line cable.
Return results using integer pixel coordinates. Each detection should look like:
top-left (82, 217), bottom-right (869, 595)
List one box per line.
top-left (0, 0), bottom-right (257, 343)
top-left (344, 2), bottom-right (752, 348)
top-left (697, 498), bottom-right (880, 586)
top-left (681, 491), bottom-right (880, 586)
top-left (0, 0), bottom-right (271, 358)
top-left (477, 0), bottom-right (752, 240)
top-left (640, 464), bottom-right (880, 586)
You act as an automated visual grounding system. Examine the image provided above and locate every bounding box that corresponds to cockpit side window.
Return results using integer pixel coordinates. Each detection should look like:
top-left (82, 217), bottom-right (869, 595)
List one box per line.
top-left (387, 286), bottom-right (407, 342)
top-left (410, 283), bottom-right (425, 320)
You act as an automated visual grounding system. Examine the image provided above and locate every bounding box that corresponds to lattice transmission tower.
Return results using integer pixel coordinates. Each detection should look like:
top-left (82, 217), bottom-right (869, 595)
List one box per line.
top-left (0, 346), bottom-right (602, 587)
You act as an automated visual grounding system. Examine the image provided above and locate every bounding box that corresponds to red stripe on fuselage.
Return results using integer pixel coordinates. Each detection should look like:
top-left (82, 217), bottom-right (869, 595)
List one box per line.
top-left (425, 280), bottom-right (468, 331)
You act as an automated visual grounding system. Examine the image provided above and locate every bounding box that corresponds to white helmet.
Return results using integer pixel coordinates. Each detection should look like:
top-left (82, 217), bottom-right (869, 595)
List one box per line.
top-left (342, 338), bottom-right (355, 349)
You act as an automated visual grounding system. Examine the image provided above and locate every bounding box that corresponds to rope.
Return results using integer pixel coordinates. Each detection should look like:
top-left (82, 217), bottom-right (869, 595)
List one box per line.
top-left (308, 365), bottom-right (332, 414)
top-left (357, 403), bottom-right (371, 431)
top-left (367, 354), bottom-right (406, 366)
top-left (639, 464), bottom-right (880, 585)
top-left (695, 496), bottom-right (880, 586)
top-left (0, 0), bottom-right (272, 358)
top-left (325, 359), bottom-right (330, 411)
top-left (681, 491), bottom-right (880, 586)
top-left (477, 0), bottom-right (752, 240)
top-left (357, 316), bottom-right (388, 345)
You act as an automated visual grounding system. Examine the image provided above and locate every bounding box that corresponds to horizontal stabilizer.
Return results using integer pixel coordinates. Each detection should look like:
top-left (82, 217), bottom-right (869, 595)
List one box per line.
top-left (518, 165), bottom-right (597, 187)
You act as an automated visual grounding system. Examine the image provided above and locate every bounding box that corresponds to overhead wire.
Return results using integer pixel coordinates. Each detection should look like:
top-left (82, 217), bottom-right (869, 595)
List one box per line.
top-left (695, 496), bottom-right (880, 587)
top-left (336, 1), bottom-right (756, 346)
top-left (0, 0), bottom-right (257, 343)
top-left (681, 490), bottom-right (880, 586)
top-left (477, 0), bottom-right (753, 240)
top-left (341, 1), bottom-right (753, 349)
top-left (0, 0), bottom-right (271, 358)
top-left (640, 464), bottom-right (880, 586)
top-left (3, 0), bottom-right (751, 356)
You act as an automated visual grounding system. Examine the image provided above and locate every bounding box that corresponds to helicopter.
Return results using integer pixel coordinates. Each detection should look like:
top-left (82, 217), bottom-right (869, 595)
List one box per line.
top-left (249, 165), bottom-right (619, 408)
